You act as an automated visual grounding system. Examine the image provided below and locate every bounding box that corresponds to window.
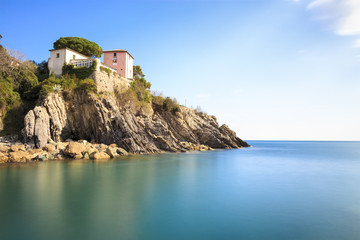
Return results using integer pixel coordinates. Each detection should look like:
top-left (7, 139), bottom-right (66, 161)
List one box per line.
top-left (56, 53), bottom-right (60, 58)
top-left (73, 55), bottom-right (75, 60)
top-left (114, 53), bottom-right (117, 57)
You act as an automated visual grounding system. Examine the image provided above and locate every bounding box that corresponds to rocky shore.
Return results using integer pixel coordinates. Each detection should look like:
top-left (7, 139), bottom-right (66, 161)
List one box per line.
top-left (21, 92), bottom-right (249, 154)
top-left (1, 79), bottom-right (249, 165)
top-left (0, 137), bottom-right (215, 164)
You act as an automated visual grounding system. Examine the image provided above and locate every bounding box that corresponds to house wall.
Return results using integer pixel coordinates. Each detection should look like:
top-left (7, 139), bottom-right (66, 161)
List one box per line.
top-left (48, 49), bottom-right (66, 76)
top-left (126, 53), bottom-right (133, 79)
top-left (48, 48), bottom-right (89, 76)
top-left (103, 51), bottom-right (133, 79)
top-left (64, 48), bottom-right (89, 64)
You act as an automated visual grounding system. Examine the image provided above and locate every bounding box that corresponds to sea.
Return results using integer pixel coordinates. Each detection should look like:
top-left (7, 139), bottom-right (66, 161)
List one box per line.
top-left (1, 141), bottom-right (360, 240)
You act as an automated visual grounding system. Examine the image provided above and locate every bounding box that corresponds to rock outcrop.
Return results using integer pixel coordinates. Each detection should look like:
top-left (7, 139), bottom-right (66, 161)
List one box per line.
top-left (22, 92), bottom-right (249, 153)
top-left (0, 140), bottom-right (129, 163)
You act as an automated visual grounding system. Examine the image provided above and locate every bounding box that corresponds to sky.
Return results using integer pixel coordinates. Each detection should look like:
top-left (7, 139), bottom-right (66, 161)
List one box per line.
top-left (1, 0), bottom-right (359, 141)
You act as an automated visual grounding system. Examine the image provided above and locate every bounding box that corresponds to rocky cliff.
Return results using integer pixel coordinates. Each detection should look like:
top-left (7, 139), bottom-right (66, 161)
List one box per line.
top-left (22, 91), bottom-right (249, 153)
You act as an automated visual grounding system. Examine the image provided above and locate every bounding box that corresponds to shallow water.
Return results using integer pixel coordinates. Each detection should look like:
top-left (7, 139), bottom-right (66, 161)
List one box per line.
top-left (1, 141), bottom-right (360, 240)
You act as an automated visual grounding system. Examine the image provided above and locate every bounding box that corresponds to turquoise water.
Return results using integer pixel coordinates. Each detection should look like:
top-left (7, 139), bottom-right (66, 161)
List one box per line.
top-left (1, 141), bottom-right (360, 240)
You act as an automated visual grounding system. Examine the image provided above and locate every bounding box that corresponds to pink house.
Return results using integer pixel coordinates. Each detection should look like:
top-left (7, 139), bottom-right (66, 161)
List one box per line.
top-left (103, 49), bottom-right (134, 79)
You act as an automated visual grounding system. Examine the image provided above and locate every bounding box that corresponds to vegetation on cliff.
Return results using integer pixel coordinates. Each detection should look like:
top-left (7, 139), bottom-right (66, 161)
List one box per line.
top-left (1, 37), bottom-right (249, 156)
top-left (53, 37), bottom-right (103, 58)
top-left (62, 60), bottom-right (97, 79)
top-left (0, 37), bottom-right (98, 136)
top-left (39, 74), bottom-right (97, 98)
top-left (0, 44), bottom-right (39, 135)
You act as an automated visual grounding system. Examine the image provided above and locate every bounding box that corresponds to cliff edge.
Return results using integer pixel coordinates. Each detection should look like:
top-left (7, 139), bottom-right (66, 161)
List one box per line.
top-left (22, 90), bottom-right (249, 153)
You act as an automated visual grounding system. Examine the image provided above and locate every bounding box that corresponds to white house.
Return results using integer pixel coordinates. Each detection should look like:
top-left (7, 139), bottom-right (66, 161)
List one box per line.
top-left (48, 47), bottom-right (132, 79)
top-left (48, 47), bottom-right (91, 76)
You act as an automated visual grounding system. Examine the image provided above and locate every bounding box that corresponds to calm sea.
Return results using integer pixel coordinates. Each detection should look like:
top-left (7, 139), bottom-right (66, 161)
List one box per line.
top-left (1, 141), bottom-right (360, 240)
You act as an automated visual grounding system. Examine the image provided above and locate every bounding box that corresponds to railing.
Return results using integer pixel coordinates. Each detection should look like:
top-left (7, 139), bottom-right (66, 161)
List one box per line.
top-left (69, 59), bottom-right (94, 68)
top-left (69, 59), bottom-right (119, 75)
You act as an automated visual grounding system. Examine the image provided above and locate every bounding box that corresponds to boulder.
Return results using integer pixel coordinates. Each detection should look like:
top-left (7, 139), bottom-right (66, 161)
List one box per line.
top-left (116, 148), bottom-right (128, 156)
top-left (9, 151), bottom-right (33, 162)
top-left (56, 142), bottom-right (68, 151)
top-left (34, 154), bottom-right (50, 161)
top-left (90, 151), bottom-right (111, 160)
top-left (10, 145), bottom-right (19, 152)
top-left (54, 152), bottom-right (66, 160)
top-left (16, 145), bottom-right (26, 151)
top-left (82, 152), bottom-right (91, 160)
top-left (0, 145), bottom-right (10, 153)
top-left (106, 147), bottom-right (118, 158)
top-left (0, 152), bottom-right (9, 163)
top-left (43, 144), bottom-right (56, 152)
top-left (27, 149), bottom-right (44, 155)
top-left (109, 143), bottom-right (118, 148)
top-left (64, 142), bottom-right (86, 158)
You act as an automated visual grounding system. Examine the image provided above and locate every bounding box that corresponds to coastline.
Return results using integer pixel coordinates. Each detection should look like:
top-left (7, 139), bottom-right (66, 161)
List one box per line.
top-left (0, 136), bottom-right (231, 165)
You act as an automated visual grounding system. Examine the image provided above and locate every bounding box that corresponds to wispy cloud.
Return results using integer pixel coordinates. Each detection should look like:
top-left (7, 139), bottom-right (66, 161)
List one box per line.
top-left (353, 39), bottom-right (360, 48)
top-left (305, 0), bottom-right (360, 47)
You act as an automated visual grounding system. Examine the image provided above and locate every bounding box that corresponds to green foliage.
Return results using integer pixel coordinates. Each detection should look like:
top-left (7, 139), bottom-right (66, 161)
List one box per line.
top-left (152, 95), bottom-right (164, 106)
top-left (130, 65), bottom-right (152, 103)
top-left (133, 65), bottom-right (145, 79)
top-left (36, 61), bottom-right (49, 75)
top-left (130, 78), bottom-right (151, 103)
top-left (162, 97), bottom-right (180, 114)
top-left (0, 77), bottom-right (21, 110)
top-left (53, 37), bottom-right (103, 58)
top-left (100, 66), bottom-right (112, 77)
top-left (39, 74), bottom-right (96, 98)
top-left (76, 79), bottom-right (97, 93)
top-left (62, 60), bottom-right (96, 79)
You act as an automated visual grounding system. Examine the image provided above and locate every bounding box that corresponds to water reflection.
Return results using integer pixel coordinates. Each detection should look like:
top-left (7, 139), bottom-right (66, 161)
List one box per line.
top-left (1, 143), bottom-right (360, 240)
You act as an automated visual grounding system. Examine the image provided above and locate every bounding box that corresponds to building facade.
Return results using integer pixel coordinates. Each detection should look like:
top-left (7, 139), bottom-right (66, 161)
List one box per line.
top-left (48, 47), bottom-right (90, 76)
top-left (103, 49), bottom-right (134, 79)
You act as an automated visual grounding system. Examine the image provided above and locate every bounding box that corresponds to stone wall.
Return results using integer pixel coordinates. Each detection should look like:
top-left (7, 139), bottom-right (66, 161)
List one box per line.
top-left (90, 67), bottom-right (131, 93)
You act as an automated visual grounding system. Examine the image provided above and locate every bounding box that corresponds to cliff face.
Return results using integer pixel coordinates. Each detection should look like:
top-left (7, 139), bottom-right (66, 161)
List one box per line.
top-left (22, 92), bottom-right (249, 153)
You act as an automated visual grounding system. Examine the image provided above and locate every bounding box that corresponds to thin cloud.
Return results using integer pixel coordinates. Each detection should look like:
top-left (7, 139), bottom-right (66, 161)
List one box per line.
top-left (353, 39), bottom-right (360, 48)
top-left (306, 0), bottom-right (360, 47)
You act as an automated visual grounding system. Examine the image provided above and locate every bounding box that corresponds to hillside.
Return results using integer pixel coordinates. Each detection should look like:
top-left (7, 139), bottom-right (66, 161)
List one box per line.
top-left (22, 76), bottom-right (249, 153)
top-left (0, 40), bottom-right (249, 161)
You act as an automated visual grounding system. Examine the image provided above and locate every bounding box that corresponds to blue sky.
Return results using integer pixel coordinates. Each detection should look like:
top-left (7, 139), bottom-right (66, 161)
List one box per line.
top-left (1, 0), bottom-right (359, 140)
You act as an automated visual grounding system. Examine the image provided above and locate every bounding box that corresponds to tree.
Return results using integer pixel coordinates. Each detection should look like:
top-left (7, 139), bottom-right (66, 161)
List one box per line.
top-left (53, 37), bottom-right (103, 58)
top-left (0, 34), bottom-right (2, 43)
top-left (36, 61), bottom-right (49, 75)
top-left (133, 65), bottom-right (145, 80)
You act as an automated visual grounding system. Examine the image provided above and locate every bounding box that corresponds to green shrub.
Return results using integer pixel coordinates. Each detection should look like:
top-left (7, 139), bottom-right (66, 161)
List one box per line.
top-left (0, 77), bottom-right (21, 108)
top-left (162, 97), bottom-right (180, 114)
top-left (130, 77), bottom-right (152, 103)
top-left (76, 79), bottom-right (97, 93)
top-left (39, 74), bottom-right (96, 97)
top-left (62, 60), bottom-right (96, 79)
